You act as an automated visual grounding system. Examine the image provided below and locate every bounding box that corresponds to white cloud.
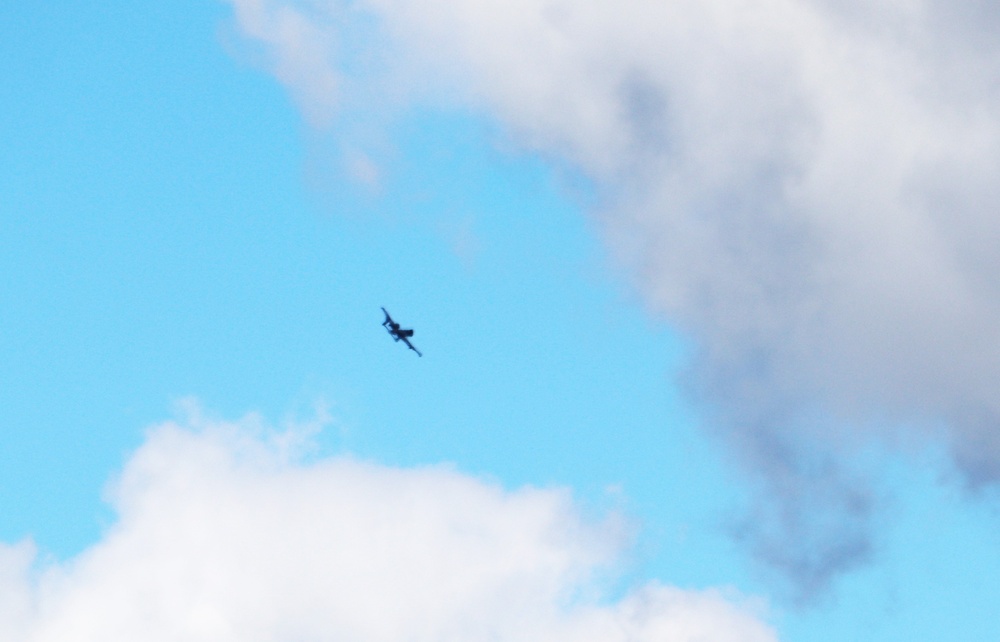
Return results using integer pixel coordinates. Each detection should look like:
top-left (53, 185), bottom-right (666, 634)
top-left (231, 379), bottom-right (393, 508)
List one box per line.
top-left (221, 0), bottom-right (1000, 593)
top-left (228, 0), bottom-right (342, 127)
top-left (0, 409), bottom-right (776, 641)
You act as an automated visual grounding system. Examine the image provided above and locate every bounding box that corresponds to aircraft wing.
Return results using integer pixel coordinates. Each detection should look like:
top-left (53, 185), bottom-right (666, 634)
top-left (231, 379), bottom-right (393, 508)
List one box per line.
top-left (401, 337), bottom-right (423, 357)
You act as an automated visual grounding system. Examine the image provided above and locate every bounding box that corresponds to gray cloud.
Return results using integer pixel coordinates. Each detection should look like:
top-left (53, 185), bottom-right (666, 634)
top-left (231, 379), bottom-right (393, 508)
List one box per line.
top-left (725, 424), bottom-right (876, 603)
top-left (223, 0), bottom-right (1000, 594)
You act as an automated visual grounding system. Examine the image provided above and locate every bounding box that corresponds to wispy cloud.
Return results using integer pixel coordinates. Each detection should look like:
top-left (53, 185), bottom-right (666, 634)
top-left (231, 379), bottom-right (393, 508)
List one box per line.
top-left (0, 408), bottom-right (775, 641)
top-left (228, 0), bottom-right (341, 127)
top-left (221, 0), bottom-right (1000, 594)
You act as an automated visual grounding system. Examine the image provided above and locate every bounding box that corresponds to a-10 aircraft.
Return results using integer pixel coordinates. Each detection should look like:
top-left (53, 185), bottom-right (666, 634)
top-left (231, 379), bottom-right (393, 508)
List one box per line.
top-left (381, 307), bottom-right (422, 357)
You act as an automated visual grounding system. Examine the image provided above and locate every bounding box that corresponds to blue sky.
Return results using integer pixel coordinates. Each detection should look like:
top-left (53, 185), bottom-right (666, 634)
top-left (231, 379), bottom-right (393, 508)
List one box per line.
top-left (3, 1), bottom-right (1000, 640)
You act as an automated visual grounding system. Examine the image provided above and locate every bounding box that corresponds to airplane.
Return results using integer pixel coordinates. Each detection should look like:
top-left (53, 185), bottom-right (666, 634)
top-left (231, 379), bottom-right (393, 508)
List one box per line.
top-left (381, 307), bottom-right (422, 357)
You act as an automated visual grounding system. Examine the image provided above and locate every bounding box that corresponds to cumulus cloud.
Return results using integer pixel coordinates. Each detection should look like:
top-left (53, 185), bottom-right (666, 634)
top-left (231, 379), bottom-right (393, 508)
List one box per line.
top-left (222, 0), bottom-right (1000, 593)
top-left (0, 409), bottom-right (775, 641)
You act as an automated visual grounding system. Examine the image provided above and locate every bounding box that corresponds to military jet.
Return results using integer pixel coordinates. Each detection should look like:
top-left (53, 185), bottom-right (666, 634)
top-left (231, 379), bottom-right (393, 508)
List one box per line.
top-left (381, 307), bottom-right (422, 357)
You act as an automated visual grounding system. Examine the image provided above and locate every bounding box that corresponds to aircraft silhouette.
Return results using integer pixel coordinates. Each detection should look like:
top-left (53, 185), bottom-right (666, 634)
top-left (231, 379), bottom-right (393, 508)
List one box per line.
top-left (381, 307), bottom-right (422, 357)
